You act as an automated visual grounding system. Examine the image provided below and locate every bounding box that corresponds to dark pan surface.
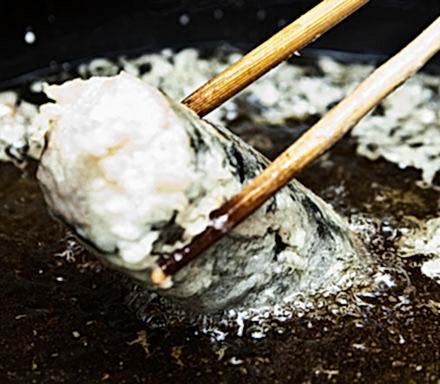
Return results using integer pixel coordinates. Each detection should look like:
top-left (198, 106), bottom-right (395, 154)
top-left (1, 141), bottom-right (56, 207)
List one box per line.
top-left (1, 0), bottom-right (440, 88)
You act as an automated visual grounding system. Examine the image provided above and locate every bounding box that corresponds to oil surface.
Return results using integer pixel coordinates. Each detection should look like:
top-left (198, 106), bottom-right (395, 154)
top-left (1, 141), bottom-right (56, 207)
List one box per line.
top-left (1, 58), bottom-right (440, 383)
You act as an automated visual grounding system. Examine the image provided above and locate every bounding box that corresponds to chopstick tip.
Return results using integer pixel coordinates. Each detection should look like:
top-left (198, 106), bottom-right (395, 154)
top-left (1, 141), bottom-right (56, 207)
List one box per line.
top-left (150, 266), bottom-right (173, 289)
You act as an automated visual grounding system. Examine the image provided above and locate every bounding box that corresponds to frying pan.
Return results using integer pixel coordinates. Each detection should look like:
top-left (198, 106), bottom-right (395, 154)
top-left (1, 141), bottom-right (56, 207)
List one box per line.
top-left (1, 1), bottom-right (439, 383)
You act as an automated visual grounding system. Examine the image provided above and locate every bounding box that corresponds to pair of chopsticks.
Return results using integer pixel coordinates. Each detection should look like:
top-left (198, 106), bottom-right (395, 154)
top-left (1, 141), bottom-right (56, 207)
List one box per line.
top-left (151, 0), bottom-right (440, 286)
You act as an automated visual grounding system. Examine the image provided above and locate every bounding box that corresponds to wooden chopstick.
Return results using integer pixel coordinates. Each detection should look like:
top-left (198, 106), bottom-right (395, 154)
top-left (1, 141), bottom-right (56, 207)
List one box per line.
top-left (151, 16), bottom-right (440, 286)
top-left (182, 0), bottom-right (369, 117)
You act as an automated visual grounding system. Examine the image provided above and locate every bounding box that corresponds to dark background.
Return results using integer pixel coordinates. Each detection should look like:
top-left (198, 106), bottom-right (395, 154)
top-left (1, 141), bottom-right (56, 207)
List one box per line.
top-left (1, 0), bottom-right (440, 86)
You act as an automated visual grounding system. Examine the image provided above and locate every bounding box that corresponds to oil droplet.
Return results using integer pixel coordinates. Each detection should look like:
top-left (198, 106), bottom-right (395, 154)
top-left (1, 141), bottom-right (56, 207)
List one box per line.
top-left (256, 9), bottom-right (266, 21)
top-left (24, 29), bottom-right (36, 44)
top-left (213, 9), bottom-right (224, 20)
top-left (277, 19), bottom-right (287, 28)
top-left (179, 14), bottom-right (190, 26)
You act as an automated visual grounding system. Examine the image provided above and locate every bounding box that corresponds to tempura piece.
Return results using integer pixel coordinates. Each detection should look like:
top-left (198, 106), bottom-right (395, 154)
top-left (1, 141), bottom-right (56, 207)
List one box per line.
top-left (37, 73), bottom-right (362, 312)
